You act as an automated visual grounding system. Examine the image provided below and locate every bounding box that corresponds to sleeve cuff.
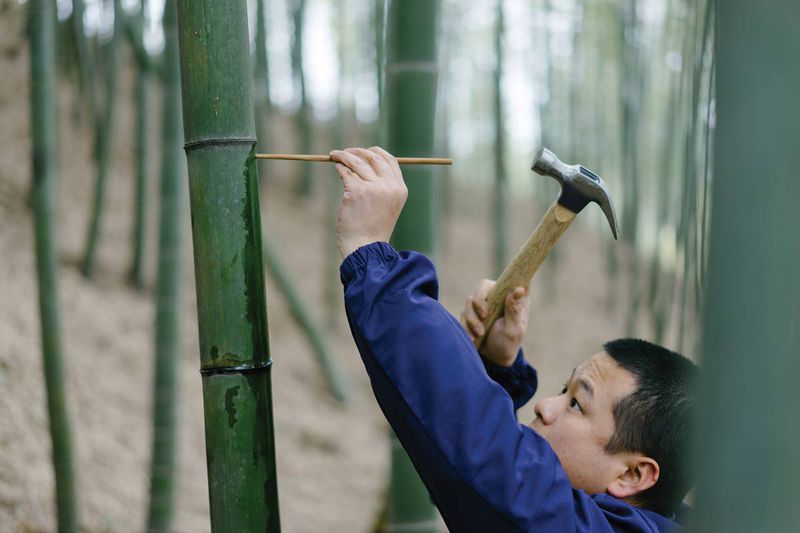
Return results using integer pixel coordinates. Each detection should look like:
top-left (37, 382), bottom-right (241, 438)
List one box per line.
top-left (482, 350), bottom-right (538, 410)
top-left (340, 241), bottom-right (399, 285)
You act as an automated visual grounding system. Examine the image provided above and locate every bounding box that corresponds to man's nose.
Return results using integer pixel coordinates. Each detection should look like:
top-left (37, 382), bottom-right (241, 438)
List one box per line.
top-left (534, 395), bottom-right (561, 425)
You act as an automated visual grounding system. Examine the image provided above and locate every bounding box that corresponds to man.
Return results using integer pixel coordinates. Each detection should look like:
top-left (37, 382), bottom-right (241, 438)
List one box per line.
top-left (330, 146), bottom-right (698, 532)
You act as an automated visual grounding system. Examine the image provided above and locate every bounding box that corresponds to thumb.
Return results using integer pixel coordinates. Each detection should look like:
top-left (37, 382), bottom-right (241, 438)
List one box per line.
top-left (504, 287), bottom-right (527, 321)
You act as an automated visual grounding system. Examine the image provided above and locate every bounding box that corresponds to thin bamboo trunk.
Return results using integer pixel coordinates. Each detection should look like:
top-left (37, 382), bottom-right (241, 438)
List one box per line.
top-left (175, 0), bottom-right (281, 529)
top-left (129, 0), bottom-right (150, 288)
top-left (374, 0), bottom-right (386, 114)
top-left (146, 0), bottom-right (183, 529)
top-left (262, 237), bottom-right (349, 402)
top-left (326, 0), bottom-right (350, 332)
top-left (81, 0), bottom-right (123, 278)
top-left (28, 0), bottom-right (79, 530)
top-left (129, 68), bottom-right (148, 287)
top-left (537, 0), bottom-right (559, 302)
top-left (648, 0), bottom-right (681, 344)
top-left (382, 0), bottom-right (442, 530)
top-left (619, 0), bottom-right (645, 335)
top-left (254, 0), bottom-right (272, 182)
top-left (492, 0), bottom-right (507, 278)
top-left (291, 0), bottom-right (313, 197)
top-left (694, 2), bottom-right (800, 530)
top-left (70, 0), bottom-right (99, 130)
top-left (677, 0), bottom-right (711, 351)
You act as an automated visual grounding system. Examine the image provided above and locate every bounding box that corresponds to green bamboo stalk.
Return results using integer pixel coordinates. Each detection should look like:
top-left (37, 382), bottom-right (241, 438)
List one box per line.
top-left (70, 0), bottom-right (99, 131)
top-left (254, 0), bottom-right (272, 182)
top-left (129, 69), bottom-right (149, 288)
top-left (28, 0), bottom-right (79, 530)
top-left (374, 0), bottom-right (386, 114)
top-left (326, 0), bottom-right (350, 332)
top-left (129, 0), bottom-right (150, 289)
top-left (262, 237), bottom-right (349, 403)
top-left (382, 0), bottom-right (442, 529)
top-left (693, 0), bottom-right (715, 320)
top-left (492, 0), bottom-right (507, 278)
top-left (537, 0), bottom-right (560, 303)
top-left (176, 0), bottom-right (280, 529)
top-left (619, 0), bottom-right (645, 335)
top-left (81, 0), bottom-right (123, 278)
top-left (291, 0), bottom-right (313, 197)
top-left (324, 157), bottom-right (342, 331)
top-left (693, 2), bottom-right (800, 530)
top-left (647, 0), bottom-right (682, 344)
top-left (146, 0), bottom-right (183, 529)
top-left (677, 0), bottom-right (710, 351)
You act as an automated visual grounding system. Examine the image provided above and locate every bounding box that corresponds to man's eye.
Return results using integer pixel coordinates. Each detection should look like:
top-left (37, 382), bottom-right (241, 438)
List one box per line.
top-left (560, 385), bottom-right (567, 395)
top-left (569, 397), bottom-right (583, 413)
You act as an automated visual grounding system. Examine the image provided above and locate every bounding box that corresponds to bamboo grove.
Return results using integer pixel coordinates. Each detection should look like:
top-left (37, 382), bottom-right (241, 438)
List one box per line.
top-left (20, 0), bottom-right (800, 530)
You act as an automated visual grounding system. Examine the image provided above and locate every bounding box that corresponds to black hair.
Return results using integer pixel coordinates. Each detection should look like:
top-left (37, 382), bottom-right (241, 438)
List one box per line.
top-left (602, 338), bottom-right (698, 517)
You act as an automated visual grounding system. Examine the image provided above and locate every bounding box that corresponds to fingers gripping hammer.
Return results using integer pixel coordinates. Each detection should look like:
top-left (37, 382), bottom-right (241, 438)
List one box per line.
top-left (473, 148), bottom-right (619, 350)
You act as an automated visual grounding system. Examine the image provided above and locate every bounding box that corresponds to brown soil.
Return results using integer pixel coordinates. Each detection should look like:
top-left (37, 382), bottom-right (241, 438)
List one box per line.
top-left (0, 3), bottom-right (668, 531)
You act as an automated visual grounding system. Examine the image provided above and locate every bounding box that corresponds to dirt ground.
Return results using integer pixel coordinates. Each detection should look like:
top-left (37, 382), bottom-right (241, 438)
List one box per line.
top-left (0, 3), bottom-right (667, 531)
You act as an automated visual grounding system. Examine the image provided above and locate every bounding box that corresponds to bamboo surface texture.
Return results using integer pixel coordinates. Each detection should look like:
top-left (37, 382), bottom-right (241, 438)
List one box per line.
top-left (475, 202), bottom-right (577, 351)
top-left (256, 153), bottom-right (452, 165)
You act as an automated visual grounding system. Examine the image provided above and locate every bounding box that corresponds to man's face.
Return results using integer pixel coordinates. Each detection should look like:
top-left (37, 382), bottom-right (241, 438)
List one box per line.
top-left (529, 351), bottom-right (638, 494)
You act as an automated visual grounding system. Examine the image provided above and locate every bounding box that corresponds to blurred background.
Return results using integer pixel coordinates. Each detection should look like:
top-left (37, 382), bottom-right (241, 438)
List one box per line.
top-left (1, 0), bottom-right (715, 530)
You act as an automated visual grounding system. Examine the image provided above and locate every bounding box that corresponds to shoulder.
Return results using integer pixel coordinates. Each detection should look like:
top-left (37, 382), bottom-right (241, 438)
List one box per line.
top-left (590, 494), bottom-right (682, 533)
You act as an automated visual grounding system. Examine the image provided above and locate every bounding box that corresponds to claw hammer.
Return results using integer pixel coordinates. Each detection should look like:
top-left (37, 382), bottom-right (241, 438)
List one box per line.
top-left (473, 148), bottom-right (619, 350)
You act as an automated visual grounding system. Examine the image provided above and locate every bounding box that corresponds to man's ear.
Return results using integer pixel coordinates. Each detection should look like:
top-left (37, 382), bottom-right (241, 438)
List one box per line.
top-left (606, 456), bottom-right (659, 500)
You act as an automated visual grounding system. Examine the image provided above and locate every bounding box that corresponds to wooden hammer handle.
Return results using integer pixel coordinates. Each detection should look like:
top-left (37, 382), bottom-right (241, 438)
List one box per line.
top-left (474, 202), bottom-right (577, 350)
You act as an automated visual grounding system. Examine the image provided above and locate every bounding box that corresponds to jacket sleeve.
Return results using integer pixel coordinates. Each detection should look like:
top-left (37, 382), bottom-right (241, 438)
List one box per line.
top-left (481, 351), bottom-right (538, 412)
top-left (340, 242), bottom-right (660, 533)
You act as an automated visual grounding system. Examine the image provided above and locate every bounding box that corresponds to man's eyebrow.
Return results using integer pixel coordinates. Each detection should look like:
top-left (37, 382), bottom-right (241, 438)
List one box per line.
top-left (576, 378), bottom-right (594, 399)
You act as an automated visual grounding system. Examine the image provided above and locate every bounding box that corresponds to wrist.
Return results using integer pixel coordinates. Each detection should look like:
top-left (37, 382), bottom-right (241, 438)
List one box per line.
top-left (339, 237), bottom-right (383, 259)
top-left (479, 348), bottom-right (519, 368)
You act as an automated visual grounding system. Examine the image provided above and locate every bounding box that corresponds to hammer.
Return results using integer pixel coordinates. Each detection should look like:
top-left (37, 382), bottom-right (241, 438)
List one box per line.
top-left (473, 148), bottom-right (618, 350)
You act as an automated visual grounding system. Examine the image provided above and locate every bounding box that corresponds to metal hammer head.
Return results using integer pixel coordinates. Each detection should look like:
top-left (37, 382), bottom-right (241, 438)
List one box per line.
top-left (532, 148), bottom-right (618, 239)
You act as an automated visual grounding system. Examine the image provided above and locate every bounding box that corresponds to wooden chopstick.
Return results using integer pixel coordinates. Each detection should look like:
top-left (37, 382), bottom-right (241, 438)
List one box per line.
top-left (255, 153), bottom-right (452, 166)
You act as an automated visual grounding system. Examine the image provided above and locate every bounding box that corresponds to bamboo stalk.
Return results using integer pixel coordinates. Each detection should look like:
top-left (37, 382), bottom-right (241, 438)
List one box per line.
top-left (28, 0), bottom-right (79, 529)
top-left (81, 0), bottom-right (123, 278)
top-left (176, 0), bottom-right (281, 529)
top-left (262, 236), bottom-right (350, 403)
top-left (129, 0), bottom-right (150, 289)
top-left (492, 0), bottom-right (507, 278)
top-left (380, 0), bottom-right (442, 530)
top-left (146, 0), bottom-right (182, 529)
top-left (256, 153), bottom-right (452, 165)
top-left (291, 0), bottom-right (313, 197)
top-left (695, 2), bottom-right (800, 530)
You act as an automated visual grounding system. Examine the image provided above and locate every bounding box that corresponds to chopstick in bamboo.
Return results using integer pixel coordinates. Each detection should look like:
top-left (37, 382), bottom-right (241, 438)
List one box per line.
top-left (255, 153), bottom-right (453, 165)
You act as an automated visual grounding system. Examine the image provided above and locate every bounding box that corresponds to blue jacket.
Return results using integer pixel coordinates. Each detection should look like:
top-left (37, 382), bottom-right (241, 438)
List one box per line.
top-left (341, 242), bottom-right (682, 533)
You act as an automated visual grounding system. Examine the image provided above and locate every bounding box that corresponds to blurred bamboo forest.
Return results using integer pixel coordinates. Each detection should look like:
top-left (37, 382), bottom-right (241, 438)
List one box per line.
top-left (51, 0), bottom-right (714, 351)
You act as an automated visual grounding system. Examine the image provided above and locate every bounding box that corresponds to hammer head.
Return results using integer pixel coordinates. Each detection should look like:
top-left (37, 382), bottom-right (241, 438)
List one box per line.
top-left (532, 148), bottom-right (618, 239)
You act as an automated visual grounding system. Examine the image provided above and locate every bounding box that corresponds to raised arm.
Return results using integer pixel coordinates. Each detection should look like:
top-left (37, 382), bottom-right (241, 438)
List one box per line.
top-left (331, 147), bottom-right (624, 532)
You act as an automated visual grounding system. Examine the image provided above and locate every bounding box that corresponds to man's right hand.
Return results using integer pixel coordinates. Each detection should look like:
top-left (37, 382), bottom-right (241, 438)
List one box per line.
top-left (330, 147), bottom-right (408, 259)
top-left (460, 280), bottom-right (530, 367)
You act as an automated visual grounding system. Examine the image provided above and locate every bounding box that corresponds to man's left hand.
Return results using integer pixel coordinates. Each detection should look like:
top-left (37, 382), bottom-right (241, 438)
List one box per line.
top-left (460, 279), bottom-right (530, 367)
